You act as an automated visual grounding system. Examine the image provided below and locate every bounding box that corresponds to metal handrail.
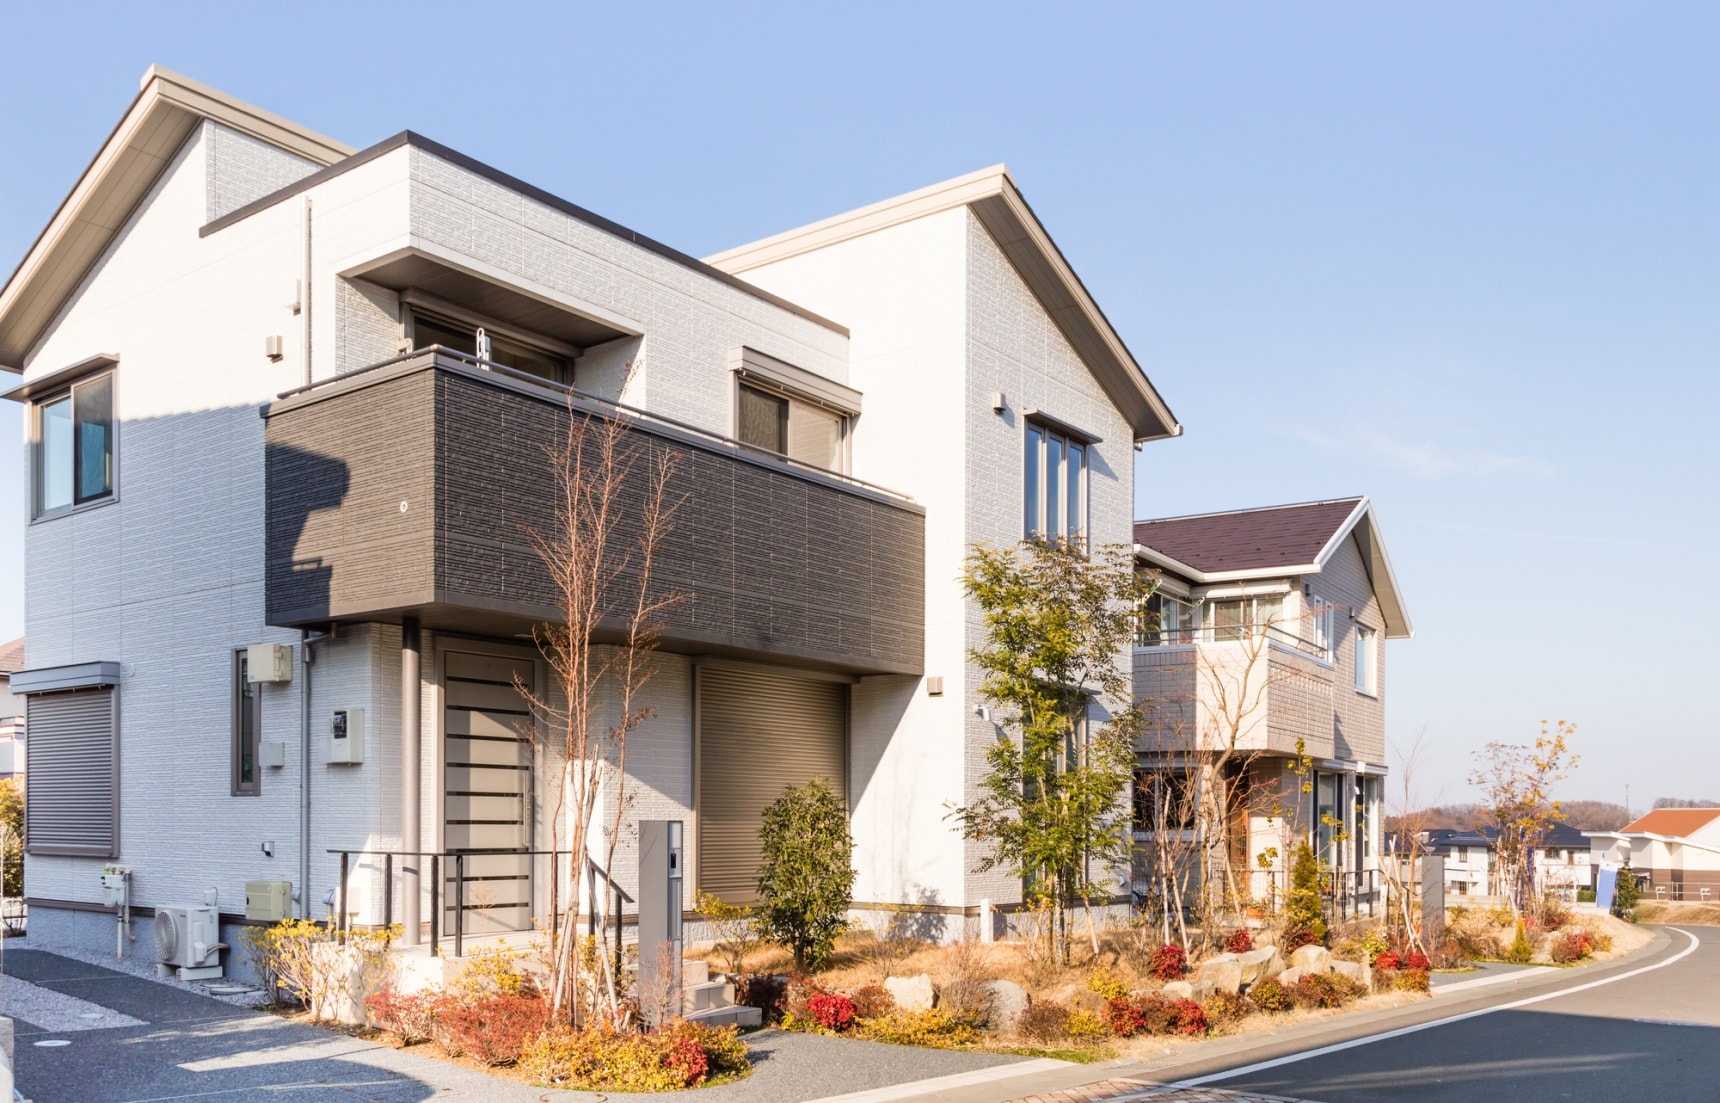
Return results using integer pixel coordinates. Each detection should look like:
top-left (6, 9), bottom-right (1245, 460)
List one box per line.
top-left (279, 345), bottom-right (918, 504)
top-left (1133, 622), bottom-right (1332, 660)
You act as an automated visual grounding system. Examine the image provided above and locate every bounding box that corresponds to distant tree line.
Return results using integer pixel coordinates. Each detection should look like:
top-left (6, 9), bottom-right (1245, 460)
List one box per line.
top-left (1389, 796), bottom-right (1718, 835)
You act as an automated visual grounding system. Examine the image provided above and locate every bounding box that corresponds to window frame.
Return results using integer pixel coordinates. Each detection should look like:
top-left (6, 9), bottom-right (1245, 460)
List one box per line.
top-left (1023, 418), bottom-right (1091, 545)
top-left (232, 649), bottom-right (262, 796)
top-left (1355, 623), bottom-right (1377, 696)
top-left (732, 376), bottom-right (852, 474)
top-left (403, 302), bottom-right (576, 386)
top-left (31, 369), bottom-right (118, 521)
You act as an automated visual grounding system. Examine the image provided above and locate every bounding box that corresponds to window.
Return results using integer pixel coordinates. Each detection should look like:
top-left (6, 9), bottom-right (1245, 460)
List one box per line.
top-left (1024, 421), bottom-right (1088, 543)
top-left (232, 650), bottom-right (261, 796)
top-left (409, 310), bottom-right (571, 385)
top-left (1306, 594), bottom-right (1335, 654)
top-left (1314, 772), bottom-right (1342, 866)
top-left (1133, 766), bottom-right (1195, 832)
top-left (1457, 845), bottom-right (1470, 863)
top-left (33, 373), bottom-right (114, 518)
top-left (1137, 592), bottom-right (1195, 646)
top-left (1206, 595), bottom-right (1284, 642)
top-left (1355, 624), bottom-right (1377, 694)
top-left (736, 381), bottom-right (847, 472)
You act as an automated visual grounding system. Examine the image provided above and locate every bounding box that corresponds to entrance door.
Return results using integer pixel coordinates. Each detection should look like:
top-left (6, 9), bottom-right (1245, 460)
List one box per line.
top-left (443, 649), bottom-right (535, 936)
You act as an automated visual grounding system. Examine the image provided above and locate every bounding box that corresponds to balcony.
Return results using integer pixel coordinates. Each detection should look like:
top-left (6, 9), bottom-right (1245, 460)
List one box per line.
top-left (263, 349), bottom-right (925, 675)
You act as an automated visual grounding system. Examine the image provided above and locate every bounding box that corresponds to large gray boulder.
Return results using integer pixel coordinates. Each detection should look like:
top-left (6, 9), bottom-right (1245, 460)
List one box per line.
top-left (885, 973), bottom-right (936, 1011)
top-left (980, 980), bottom-right (1029, 1036)
top-left (1289, 945), bottom-right (1332, 974)
top-left (1195, 954), bottom-right (1245, 994)
top-left (1277, 966), bottom-right (1305, 988)
top-left (1161, 980), bottom-right (1194, 1000)
top-left (1237, 947), bottom-right (1284, 984)
top-left (1332, 960), bottom-right (1370, 987)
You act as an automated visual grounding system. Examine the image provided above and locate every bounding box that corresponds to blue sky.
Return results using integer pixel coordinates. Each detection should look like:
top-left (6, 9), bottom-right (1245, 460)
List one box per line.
top-left (2, 3), bottom-right (1714, 808)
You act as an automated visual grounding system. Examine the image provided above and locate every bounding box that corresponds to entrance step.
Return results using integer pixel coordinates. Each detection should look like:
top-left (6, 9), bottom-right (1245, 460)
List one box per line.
top-left (687, 1003), bottom-right (762, 1029)
top-left (682, 979), bottom-right (736, 1013)
top-left (682, 960), bottom-right (710, 987)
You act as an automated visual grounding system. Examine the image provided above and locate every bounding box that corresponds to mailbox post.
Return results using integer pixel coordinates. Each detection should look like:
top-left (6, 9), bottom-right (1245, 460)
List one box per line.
top-left (637, 820), bottom-right (684, 1026)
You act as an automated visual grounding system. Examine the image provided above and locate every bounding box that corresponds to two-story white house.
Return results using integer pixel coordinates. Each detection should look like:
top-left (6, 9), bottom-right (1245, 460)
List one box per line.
top-left (2, 68), bottom-right (1180, 964)
top-left (1131, 497), bottom-right (1411, 919)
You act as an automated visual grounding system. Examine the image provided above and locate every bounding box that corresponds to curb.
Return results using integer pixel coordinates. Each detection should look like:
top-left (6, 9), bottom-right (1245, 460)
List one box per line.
top-left (799, 1058), bottom-right (1076, 1103)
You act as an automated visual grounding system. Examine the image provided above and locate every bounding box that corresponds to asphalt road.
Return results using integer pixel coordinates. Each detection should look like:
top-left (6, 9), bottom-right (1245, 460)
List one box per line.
top-left (1144, 925), bottom-right (1716, 1103)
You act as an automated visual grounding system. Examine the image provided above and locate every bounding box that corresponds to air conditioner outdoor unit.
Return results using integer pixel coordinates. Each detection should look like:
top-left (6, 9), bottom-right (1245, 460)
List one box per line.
top-left (154, 905), bottom-right (226, 980)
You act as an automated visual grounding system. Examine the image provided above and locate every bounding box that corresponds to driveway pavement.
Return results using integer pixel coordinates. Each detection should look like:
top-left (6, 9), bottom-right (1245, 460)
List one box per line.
top-left (3, 948), bottom-right (1033, 1103)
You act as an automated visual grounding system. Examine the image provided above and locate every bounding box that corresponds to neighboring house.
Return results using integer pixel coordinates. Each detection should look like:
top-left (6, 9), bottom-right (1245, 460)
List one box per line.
top-left (1131, 497), bottom-right (1412, 917)
top-left (1588, 808), bottom-right (1720, 904)
top-left (1423, 829), bottom-right (1493, 899)
top-left (0, 637), bottom-right (22, 779)
top-left (0, 68), bottom-right (1180, 956)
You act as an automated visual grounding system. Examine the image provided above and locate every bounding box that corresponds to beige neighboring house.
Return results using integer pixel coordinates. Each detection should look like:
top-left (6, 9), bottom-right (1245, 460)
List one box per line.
top-left (1132, 497), bottom-right (1412, 918)
top-left (1588, 808), bottom-right (1720, 905)
top-left (0, 637), bottom-right (22, 779)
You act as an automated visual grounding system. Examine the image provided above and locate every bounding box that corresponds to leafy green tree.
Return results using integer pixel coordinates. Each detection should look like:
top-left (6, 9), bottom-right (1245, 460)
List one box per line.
top-left (1283, 839), bottom-right (1327, 948)
top-left (1611, 859), bottom-right (1639, 923)
top-left (948, 540), bottom-right (1151, 964)
top-left (755, 776), bottom-right (855, 970)
top-left (0, 778), bottom-right (22, 897)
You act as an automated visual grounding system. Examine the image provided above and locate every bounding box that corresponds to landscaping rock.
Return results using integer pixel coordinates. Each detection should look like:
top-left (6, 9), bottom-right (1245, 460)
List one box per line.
top-left (1277, 966), bottom-right (1305, 987)
top-left (885, 973), bottom-right (936, 1011)
top-left (1332, 960), bottom-right (1370, 987)
top-left (1196, 954), bottom-right (1245, 994)
top-left (1189, 980), bottom-right (1215, 1002)
top-left (1237, 947), bottom-right (1284, 983)
top-left (981, 980), bottom-right (1030, 1036)
top-left (1289, 945), bottom-right (1332, 973)
top-left (1162, 980), bottom-right (1195, 1000)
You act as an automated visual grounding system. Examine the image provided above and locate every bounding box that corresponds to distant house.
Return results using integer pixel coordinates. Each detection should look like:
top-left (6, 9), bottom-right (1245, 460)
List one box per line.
top-left (1131, 497), bottom-right (1412, 918)
top-left (1424, 829), bottom-right (1493, 898)
top-left (1398, 822), bottom-right (1591, 903)
top-left (1588, 808), bottom-right (1720, 905)
top-left (0, 638), bottom-right (22, 780)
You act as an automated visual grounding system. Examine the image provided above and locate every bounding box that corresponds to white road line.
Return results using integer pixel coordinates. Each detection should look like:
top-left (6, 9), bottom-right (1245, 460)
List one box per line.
top-left (1169, 927), bottom-right (1702, 1089)
top-left (800, 1058), bottom-right (1075, 1103)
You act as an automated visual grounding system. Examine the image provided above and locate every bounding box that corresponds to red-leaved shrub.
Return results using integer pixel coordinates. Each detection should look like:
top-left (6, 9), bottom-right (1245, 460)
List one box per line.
top-left (1373, 950), bottom-right (1402, 971)
top-left (1225, 929), bottom-right (1254, 954)
top-left (1105, 996), bottom-right (1146, 1037)
top-left (849, 984), bottom-right (895, 1018)
top-left (1147, 942), bottom-right (1188, 980)
top-left (364, 988), bottom-right (439, 1044)
top-left (807, 991), bottom-right (858, 1032)
top-left (432, 992), bottom-right (550, 1065)
top-left (663, 1029), bottom-right (710, 1085)
top-left (1404, 951), bottom-right (1431, 972)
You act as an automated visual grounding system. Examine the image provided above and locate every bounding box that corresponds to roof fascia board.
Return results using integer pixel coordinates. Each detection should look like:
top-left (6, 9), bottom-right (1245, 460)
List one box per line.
top-left (1312, 498), bottom-right (1414, 639)
top-left (707, 168), bottom-right (1181, 443)
top-left (1, 353), bottom-right (119, 403)
top-left (1133, 543), bottom-right (1320, 586)
top-left (0, 67), bottom-right (352, 373)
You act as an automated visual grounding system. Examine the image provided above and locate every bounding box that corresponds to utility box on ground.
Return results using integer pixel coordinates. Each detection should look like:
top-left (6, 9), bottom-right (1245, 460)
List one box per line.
top-left (637, 820), bottom-right (684, 1026)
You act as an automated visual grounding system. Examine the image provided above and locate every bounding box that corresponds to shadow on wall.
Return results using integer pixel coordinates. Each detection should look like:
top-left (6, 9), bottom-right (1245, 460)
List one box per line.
top-left (1332, 711), bottom-right (1353, 762)
top-left (264, 439), bottom-right (351, 622)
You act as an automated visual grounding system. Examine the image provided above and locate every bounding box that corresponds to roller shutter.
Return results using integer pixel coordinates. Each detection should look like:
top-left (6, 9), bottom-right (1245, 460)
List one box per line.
top-left (26, 687), bottom-right (118, 857)
top-left (697, 666), bottom-right (846, 904)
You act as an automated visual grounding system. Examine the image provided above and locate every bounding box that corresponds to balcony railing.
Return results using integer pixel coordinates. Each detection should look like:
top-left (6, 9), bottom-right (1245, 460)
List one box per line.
top-left (1133, 621), bottom-right (1332, 660)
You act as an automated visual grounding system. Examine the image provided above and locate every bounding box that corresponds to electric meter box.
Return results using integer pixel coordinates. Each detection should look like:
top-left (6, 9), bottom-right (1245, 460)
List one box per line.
top-left (330, 708), bottom-right (364, 764)
top-left (246, 643), bottom-right (294, 684)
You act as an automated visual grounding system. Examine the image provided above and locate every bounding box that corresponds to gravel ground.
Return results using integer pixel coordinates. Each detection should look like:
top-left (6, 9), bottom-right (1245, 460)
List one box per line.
top-left (0, 975), bottom-right (143, 1032)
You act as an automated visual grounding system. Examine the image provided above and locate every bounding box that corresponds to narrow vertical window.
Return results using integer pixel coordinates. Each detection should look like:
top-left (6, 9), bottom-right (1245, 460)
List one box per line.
top-left (74, 374), bottom-right (113, 502)
top-left (233, 650), bottom-right (261, 796)
top-left (1024, 423), bottom-right (1044, 536)
top-left (1355, 625), bottom-right (1376, 694)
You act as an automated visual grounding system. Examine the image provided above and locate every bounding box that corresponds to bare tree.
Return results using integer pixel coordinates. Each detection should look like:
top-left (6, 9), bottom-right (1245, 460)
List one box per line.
top-left (1468, 721), bottom-right (1579, 917)
top-left (519, 365), bottom-right (685, 1026)
top-left (1379, 729), bottom-right (1437, 953)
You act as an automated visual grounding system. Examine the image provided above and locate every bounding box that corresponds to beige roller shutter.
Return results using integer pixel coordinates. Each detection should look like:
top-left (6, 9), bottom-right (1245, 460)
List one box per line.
top-left (697, 666), bottom-right (846, 904)
top-left (26, 687), bottom-right (118, 857)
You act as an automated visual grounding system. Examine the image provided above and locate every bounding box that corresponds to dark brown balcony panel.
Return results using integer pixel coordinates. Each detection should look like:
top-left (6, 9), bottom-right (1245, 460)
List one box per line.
top-left (264, 351), bottom-right (925, 675)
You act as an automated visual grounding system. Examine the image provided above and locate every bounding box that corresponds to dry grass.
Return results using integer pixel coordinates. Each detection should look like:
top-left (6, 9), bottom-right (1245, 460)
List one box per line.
top-left (1634, 901), bottom-right (1720, 927)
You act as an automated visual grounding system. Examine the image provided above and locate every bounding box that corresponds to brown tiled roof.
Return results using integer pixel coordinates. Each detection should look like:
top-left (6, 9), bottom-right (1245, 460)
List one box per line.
top-left (0, 637), bottom-right (22, 675)
top-left (1622, 808), bottom-right (1720, 837)
top-left (1134, 498), bottom-right (1364, 575)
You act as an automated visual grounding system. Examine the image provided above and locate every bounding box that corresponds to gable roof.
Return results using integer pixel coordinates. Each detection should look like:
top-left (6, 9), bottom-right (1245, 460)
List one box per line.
top-left (704, 166), bottom-right (1180, 444)
top-left (0, 638), bottom-right (21, 675)
top-left (0, 66), bottom-right (353, 373)
top-left (1134, 496), bottom-right (1413, 638)
top-left (1622, 808), bottom-right (1720, 837)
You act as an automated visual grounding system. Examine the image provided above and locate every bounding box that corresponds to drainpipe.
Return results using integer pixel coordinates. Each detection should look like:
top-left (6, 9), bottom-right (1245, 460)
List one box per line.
top-left (400, 618), bottom-right (421, 945)
top-left (299, 629), bottom-right (314, 918)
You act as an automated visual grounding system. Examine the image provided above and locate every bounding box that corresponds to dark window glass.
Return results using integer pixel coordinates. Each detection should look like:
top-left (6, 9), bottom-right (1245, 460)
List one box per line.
top-left (738, 384), bottom-right (787, 454)
top-left (74, 374), bottom-right (113, 502)
top-left (233, 651), bottom-right (260, 796)
top-left (412, 313), bottom-right (568, 384)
